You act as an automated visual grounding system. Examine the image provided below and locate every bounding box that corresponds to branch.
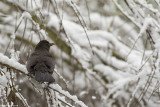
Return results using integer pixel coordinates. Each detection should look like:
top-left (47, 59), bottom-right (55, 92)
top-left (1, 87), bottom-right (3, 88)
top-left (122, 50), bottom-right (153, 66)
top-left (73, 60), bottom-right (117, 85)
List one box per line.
top-left (0, 53), bottom-right (27, 75)
top-left (49, 84), bottom-right (88, 107)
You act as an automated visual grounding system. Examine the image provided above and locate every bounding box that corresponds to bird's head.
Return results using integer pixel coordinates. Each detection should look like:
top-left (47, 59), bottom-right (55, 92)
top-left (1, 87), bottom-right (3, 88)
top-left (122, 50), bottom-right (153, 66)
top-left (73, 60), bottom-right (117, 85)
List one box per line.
top-left (35, 40), bottom-right (54, 51)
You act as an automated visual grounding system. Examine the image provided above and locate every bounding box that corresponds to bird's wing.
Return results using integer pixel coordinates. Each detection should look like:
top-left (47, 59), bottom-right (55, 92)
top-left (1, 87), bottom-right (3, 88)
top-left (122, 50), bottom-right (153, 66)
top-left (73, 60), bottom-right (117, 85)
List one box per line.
top-left (27, 52), bottom-right (55, 74)
top-left (43, 54), bottom-right (55, 73)
top-left (34, 61), bottom-right (55, 83)
top-left (26, 52), bottom-right (39, 75)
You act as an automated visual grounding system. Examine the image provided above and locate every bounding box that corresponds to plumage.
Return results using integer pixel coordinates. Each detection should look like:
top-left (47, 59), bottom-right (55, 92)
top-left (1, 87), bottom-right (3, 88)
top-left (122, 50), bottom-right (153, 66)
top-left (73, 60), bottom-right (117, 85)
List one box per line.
top-left (26, 40), bottom-right (55, 83)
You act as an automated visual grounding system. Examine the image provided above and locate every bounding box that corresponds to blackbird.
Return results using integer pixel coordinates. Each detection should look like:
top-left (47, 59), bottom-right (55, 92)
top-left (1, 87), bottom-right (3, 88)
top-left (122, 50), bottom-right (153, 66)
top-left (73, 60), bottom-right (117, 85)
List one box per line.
top-left (27, 40), bottom-right (55, 83)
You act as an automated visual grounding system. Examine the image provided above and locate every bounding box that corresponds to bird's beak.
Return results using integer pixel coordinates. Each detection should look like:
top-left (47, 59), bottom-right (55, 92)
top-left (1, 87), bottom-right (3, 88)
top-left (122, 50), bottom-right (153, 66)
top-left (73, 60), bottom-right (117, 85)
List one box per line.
top-left (49, 43), bottom-right (55, 46)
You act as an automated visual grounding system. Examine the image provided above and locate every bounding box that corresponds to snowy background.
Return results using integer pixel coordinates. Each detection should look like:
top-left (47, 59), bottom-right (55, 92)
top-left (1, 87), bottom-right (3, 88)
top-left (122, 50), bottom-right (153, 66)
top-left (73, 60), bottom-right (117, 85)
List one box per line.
top-left (0, 0), bottom-right (160, 107)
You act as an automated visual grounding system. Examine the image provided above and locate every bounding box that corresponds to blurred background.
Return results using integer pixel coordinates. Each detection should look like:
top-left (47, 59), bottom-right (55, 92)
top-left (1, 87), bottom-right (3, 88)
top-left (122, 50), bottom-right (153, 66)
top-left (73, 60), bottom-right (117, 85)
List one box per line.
top-left (0, 0), bottom-right (160, 107)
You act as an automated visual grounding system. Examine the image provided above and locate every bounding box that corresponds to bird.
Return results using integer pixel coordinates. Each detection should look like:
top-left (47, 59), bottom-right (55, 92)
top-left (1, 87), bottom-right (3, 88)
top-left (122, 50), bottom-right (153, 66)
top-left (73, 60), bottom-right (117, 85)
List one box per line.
top-left (26, 40), bottom-right (55, 83)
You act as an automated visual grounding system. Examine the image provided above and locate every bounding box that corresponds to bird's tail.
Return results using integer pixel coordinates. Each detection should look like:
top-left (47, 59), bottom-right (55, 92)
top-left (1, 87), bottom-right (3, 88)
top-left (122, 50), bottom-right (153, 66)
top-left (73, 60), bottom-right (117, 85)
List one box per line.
top-left (35, 71), bottom-right (55, 83)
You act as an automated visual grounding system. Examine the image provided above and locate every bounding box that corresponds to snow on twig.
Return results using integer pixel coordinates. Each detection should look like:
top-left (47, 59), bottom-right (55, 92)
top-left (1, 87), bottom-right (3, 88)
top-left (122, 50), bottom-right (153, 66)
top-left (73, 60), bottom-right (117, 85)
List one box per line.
top-left (65, 0), bottom-right (94, 55)
top-left (49, 84), bottom-right (88, 107)
top-left (112, 0), bottom-right (141, 28)
top-left (0, 53), bottom-right (27, 74)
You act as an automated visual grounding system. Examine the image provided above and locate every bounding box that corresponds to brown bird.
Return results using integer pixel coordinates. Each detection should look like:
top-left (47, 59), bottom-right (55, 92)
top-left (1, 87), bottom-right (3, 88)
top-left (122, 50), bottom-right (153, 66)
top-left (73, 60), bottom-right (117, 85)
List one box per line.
top-left (27, 40), bottom-right (55, 83)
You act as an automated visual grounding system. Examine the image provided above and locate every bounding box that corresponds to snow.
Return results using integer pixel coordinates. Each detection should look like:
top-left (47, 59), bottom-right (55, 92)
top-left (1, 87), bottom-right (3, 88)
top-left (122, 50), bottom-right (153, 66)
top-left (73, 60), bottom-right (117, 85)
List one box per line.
top-left (137, 17), bottom-right (152, 38)
top-left (112, 0), bottom-right (141, 28)
top-left (39, 29), bottom-right (47, 39)
top-left (15, 92), bottom-right (29, 107)
top-left (79, 91), bottom-right (88, 97)
top-left (1, 0), bottom-right (160, 106)
top-left (49, 84), bottom-right (88, 107)
top-left (94, 64), bottom-right (123, 81)
top-left (63, 20), bottom-right (84, 36)
top-left (22, 11), bottom-right (32, 19)
top-left (47, 13), bottom-right (60, 31)
top-left (106, 75), bottom-right (138, 100)
top-left (93, 48), bottom-right (128, 70)
top-left (10, 33), bottom-right (16, 39)
top-left (92, 96), bottom-right (96, 100)
top-left (0, 53), bottom-right (27, 74)
top-left (0, 71), bottom-right (8, 87)
top-left (63, 19), bottom-right (144, 68)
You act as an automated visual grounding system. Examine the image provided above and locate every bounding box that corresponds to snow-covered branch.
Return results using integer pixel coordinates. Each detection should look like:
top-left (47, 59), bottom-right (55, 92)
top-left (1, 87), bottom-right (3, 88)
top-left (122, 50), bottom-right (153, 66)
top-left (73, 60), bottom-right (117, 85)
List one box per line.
top-left (0, 53), bottom-right (27, 74)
